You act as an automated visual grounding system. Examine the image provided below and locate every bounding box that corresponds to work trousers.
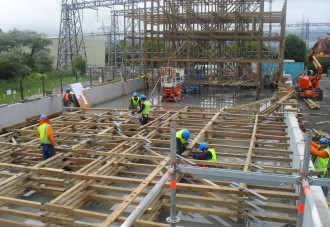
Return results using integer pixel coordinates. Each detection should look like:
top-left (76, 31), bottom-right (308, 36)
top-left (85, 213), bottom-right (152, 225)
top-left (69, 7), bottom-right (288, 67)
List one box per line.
top-left (41, 144), bottom-right (55, 160)
top-left (176, 138), bottom-right (186, 155)
top-left (140, 115), bottom-right (149, 125)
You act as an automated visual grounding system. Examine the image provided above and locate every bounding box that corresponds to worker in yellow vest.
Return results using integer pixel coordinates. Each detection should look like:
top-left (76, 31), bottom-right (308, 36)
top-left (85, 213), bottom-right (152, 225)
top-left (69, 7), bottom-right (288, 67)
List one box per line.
top-left (129, 92), bottom-right (141, 114)
top-left (35, 115), bottom-right (56, 160)
top-left (311, 137), bottom-right (330, 196)
top-left (136, 94), bottom-right (150, 125)
top-left (192, 142), bottom-right (217, 162)
top-left (176, 129), bottom-right (190, 155)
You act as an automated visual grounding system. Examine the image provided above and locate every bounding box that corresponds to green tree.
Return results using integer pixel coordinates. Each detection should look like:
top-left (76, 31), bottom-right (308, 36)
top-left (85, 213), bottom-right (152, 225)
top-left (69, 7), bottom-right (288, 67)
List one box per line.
top-left (0, 29), bottom-right (53, 99)
top-left (0, 29), bottom-right (53, 79)
top-left (284, 35), bottom-right (306, 62)
top-left (71, 56), bottom-right (86, 75)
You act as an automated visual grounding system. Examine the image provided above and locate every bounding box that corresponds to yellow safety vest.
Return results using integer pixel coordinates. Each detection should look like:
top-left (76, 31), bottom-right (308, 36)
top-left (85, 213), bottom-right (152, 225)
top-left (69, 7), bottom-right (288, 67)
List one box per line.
top-left (176, 130), bottom-right (186, 144)
top-left (208, 147), bottom-right (217, 162)
top-left (38, 123), bottom-right (50, 144)
top-left (131, 97), bottom-right (140, 109)
top-left (142, 101), bottom-right (150, 116)
top-left (314, 146), bottom-right (330, 175)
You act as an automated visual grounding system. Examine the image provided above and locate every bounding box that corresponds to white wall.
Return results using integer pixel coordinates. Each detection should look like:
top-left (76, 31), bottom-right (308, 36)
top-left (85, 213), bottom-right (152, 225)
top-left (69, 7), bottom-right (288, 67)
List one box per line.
top-left (285, 112), bottom-right (330, 227)
top-left (0, 79), bottom-right (144, 129)
top-left (47, 37), bottom-right (105, 69)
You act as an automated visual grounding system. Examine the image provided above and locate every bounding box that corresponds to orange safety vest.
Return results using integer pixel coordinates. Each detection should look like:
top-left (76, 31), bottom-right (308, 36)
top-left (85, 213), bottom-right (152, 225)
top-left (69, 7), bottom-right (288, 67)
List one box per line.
top-left (63, 93), bottom-right (70, 101)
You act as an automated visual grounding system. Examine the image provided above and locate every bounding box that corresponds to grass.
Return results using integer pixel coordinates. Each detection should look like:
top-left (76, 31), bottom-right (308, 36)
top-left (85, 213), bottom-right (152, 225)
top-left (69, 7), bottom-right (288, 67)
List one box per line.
top-left (0, 75), bottom-right (88, 105)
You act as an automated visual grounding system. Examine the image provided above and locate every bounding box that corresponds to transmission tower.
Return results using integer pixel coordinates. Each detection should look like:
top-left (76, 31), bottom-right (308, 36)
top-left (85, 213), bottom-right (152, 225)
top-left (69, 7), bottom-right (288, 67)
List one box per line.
top-left (285, 22), bottom-right (330, 47)
top-left (109, 10), bottom-right (121, 67)
top-left (57, 0), bottom-right (87, 69)
top-left (123, 1), bottom-right (143, 81)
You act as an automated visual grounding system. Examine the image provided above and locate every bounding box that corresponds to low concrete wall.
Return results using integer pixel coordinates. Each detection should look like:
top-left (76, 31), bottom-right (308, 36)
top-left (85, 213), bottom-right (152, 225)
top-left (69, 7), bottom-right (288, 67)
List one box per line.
top-left (285, 112), bottom-right (330, 227)
top-left (0, 78), bottom-right (144, 128)
top-left (86, 78), bottom-right (144, 104)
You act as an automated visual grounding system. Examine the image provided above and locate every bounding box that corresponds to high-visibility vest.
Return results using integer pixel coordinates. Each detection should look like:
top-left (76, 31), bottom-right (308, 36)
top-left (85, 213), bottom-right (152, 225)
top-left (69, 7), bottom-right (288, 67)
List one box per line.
top-left (314, 146), bottom-right (330, 175)
top-left (131, 97), bottom-right (140, 109)
top-left (63, 93), bottom-right (70, 101)
top-left (208, 147), bottom-right (217, 162)
top-left (38, 123), bottom-right (50, 144)
top-left (176, 130), bottom-right (186, 144)
top-left (142, 101), bottom-right (150, 116)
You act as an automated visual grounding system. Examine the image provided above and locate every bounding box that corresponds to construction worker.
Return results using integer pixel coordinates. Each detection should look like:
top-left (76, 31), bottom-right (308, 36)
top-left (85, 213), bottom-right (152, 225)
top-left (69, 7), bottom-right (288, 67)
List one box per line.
top-left (136, 94), bottom-right (150, 125)
top-left (129, 92), bottom-right (141, 114)
top-left (311, 137), bottom-right (330, 196)
top-left (62, 87), bottom-right (75, 110)
top-left (192, 142), bottom-right (217, 162)
top-left (36, 115), bottom-right (56, 160)
top-left (176, 129), bottom-right (190, 155)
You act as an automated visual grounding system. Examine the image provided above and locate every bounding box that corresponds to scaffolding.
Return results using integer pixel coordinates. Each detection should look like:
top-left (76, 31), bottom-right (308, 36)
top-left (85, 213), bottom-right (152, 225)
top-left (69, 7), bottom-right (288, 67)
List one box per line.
top-left (58, 0), bottom-right (287, 98)
top-left (1, 92), bottom-right (317, 226)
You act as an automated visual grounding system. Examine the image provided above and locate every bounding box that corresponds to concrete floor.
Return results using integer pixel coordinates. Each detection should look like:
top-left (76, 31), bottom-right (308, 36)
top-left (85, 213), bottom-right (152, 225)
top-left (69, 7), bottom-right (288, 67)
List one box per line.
top-left (95, 86), bottom-right (271, 110)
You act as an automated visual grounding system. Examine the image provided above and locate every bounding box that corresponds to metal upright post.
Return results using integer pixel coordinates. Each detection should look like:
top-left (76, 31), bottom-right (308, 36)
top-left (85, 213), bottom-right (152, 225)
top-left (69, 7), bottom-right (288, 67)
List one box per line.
top-left (301, 177), bottom-right (323, 227)
top-left (296, 131), bottom-right (312, 226)
top-left (89, 68), bottom-right (92, 86)
top-left (166, 122), bottom-right (180, 225)
top-left (101, 67), bottom-right (104, 83)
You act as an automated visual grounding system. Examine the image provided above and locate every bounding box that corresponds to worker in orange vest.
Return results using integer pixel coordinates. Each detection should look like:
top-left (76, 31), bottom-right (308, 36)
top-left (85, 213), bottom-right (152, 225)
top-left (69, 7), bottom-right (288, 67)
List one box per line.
top-left (311, 137), bottom-right (330, 196)
top-left (36, 115), bottom-right (56, 160)
top-left (62, 88), bottom-right (75, 110)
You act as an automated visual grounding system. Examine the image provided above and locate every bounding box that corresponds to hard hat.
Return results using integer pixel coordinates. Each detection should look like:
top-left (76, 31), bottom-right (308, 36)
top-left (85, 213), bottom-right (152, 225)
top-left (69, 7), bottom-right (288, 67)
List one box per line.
top-left (140, 94), bottom-right (146, 100)
top-left (65, 88), bottom-right (70, 92)
top-left (133, 92), bottom-right (138, 97)
top-left (39, 115), bottom-right (47, 120)
top-left (182, 129), bottom-right (190, 140)
top-left (319, 138), bottom-right (329, 144)
top-left (199, 142), bottom-right (208, 150)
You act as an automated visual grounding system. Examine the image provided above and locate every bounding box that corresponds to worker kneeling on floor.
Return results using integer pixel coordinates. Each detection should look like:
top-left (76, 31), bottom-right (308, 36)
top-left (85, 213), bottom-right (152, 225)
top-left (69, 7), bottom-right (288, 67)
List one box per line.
top-left (191, 142), bottom-right (217, 167)
top-left (311, 137), bottom-right (330, 196)
top-left (136, 94), bottom-right (150, 125)
top-left (176, 129), bottom-right (190, 155)
top-left (36, 115), bottom-right (56, 160)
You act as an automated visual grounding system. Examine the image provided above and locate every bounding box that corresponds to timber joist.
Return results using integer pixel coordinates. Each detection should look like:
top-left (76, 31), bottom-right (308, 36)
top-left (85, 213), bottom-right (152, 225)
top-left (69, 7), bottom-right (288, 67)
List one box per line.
top-left (0, 97), bottom-right (299, 226)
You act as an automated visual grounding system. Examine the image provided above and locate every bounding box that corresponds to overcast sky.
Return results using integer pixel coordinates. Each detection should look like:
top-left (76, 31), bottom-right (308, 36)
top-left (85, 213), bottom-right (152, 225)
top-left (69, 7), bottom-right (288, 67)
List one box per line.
top-left (0, 0), bottom-right (329, 37)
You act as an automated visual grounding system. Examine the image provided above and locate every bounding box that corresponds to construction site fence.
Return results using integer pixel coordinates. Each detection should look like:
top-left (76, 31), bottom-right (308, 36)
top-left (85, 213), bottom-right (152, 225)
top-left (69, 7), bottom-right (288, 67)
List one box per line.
top-left (0, 66), bottom-right (141, 105)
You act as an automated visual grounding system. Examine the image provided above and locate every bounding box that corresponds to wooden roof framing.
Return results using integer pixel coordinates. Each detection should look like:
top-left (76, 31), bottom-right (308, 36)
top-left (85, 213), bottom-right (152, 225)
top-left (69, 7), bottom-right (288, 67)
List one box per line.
top-left (0, 95), bottom-right (299, 226)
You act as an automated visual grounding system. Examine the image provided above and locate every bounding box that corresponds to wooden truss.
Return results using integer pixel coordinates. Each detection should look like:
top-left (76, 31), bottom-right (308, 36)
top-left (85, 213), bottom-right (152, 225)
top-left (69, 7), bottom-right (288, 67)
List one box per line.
top-left (0, 92), bottom-right (298, 226)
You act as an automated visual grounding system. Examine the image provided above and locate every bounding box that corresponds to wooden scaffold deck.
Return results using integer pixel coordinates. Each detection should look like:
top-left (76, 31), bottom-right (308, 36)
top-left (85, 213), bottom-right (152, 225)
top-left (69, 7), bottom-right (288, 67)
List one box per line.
top-left (0, 92), bottom-right (299, 226)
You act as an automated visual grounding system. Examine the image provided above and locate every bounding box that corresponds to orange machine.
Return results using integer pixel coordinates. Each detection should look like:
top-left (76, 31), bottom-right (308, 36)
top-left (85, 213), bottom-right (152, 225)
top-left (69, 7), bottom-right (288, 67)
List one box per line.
top-left (159, 67), bottom-right (184, 102)
top-left (311, 33), bottom-right (330, 58)
top-left (297, 46), bottom-right (323, 100)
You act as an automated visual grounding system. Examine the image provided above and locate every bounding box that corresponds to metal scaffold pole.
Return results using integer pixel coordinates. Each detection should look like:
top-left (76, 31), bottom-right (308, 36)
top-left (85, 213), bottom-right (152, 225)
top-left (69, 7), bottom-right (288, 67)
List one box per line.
top-left (296, 132), bottom-right (322, 227)
top-left (121, 122), bottom-right (178, 227)
top-left (121, 166), bottom-right (175, 227)
top-left (167, 122), bottom-right (180, 225)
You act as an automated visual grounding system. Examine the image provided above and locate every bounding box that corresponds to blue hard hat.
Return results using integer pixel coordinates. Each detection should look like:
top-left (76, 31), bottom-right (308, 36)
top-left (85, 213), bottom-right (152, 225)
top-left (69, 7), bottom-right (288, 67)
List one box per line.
top-left (199, 142), bottom-right (208, 150)
top-left (133, 92), bottom-right (138, 97)
top-left (39, 115), bottom-right (47, 120)
top-left (65, 88), bottom-right (70, 92)
top-left (182, 129), bottom-right (190, 140)
top-left (319, 138), bottom-right (329, 144)
top-left (140, 94), bottom-right (146, 100)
